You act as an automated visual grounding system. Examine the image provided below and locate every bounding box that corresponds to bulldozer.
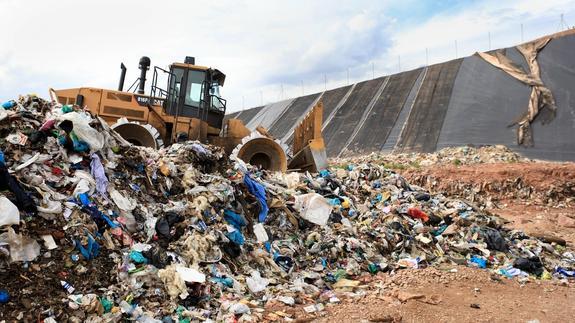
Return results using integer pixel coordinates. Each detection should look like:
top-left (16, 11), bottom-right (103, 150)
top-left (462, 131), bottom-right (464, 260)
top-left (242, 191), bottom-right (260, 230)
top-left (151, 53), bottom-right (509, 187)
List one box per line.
top-left (50, 56), bottom-right (327, 172)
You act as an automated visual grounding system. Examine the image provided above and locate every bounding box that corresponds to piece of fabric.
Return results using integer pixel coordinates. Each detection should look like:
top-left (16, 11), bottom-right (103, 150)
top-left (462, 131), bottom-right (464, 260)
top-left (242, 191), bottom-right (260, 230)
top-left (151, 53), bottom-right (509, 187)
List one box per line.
top-left (477, 36), bottom-right (556, 146)
top-left (243, 174), bottom-right (268, 222)
top-left (90, 153), bottom-right (109, 198)
top-left (0, 164), bottom-right (37, 214)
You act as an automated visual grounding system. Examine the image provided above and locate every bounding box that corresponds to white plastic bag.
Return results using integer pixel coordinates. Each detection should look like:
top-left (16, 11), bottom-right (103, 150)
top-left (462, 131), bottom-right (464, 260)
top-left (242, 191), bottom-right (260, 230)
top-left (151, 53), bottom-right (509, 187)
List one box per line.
top-left (110, 189), bottom-right (136, 211)
top-left (293, 193), bottom-right (332, 226)
top-left (58, 112), bottom-right (104, 152)
top-left (0, 196), bottom-right (19, 226)
top-left (246, 270), bottom-right (269, 293)
top-left (175, 266), bottom-right (206, 283)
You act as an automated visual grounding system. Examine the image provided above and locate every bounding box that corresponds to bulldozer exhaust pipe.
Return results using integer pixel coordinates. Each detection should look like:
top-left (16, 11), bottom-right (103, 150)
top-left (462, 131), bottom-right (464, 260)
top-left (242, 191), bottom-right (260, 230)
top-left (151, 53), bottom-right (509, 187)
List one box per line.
top-left (137, 56), bottom-right (151, 94)
top-left (236, 137), bottom-right (287, 172)
top-left (118, 63), bottom-right (127, 91)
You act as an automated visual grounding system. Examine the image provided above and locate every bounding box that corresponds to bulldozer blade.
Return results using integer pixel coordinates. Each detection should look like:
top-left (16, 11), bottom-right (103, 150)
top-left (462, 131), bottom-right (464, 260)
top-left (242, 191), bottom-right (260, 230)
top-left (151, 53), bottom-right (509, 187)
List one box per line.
top-left (288, 138), bottom-right (327, 172)
top-left (289, 101), bottom-right (327, 172)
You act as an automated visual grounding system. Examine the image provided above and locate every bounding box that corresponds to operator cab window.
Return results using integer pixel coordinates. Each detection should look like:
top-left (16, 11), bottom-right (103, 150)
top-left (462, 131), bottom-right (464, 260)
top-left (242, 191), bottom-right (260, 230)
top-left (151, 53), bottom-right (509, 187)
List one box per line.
top-left (210, 82), bottom-right (224, 111)
top-left (185, 69), bottom-right (205, 107)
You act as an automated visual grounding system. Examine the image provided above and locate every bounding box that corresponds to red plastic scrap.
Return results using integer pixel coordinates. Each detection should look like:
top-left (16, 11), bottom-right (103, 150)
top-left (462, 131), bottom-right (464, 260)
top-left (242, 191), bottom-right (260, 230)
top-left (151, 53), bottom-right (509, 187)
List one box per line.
top-left (407, 208), bottom-right (429, 222)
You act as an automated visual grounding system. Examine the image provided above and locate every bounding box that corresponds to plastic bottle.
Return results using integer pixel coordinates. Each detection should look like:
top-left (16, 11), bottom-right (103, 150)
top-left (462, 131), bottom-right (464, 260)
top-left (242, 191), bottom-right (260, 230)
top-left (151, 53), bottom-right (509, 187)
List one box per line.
top-left (60, 280), bottom-right (75, 293)
top-left (0, 289), bottom-right (9, 303)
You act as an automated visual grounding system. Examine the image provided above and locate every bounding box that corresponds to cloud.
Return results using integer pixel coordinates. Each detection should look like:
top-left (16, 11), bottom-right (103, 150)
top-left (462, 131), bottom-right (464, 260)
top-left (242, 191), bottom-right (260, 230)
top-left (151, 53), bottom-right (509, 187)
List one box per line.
top-left (0, 0), bottom-right (574, 112)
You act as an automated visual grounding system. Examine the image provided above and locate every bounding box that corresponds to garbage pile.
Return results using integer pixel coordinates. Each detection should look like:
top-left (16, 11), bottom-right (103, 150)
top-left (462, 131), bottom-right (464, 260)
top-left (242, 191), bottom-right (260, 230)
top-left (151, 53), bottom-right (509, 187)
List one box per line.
top-left (0, 96), bottom-right (574, 321)
top-left (334, 145), bottom-right (526, 169)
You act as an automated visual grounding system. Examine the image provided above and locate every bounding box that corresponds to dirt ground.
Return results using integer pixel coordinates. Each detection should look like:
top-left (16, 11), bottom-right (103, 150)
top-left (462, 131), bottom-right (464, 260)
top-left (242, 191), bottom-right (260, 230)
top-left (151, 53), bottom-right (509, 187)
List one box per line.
top-left (262, 161), bottom-right (575, 322)
top-left (269, 266), bottom-right (574, 323)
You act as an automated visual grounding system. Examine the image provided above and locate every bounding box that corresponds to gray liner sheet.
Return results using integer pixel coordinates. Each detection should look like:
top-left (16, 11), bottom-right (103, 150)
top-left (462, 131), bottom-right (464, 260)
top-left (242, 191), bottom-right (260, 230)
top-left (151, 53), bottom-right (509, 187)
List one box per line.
top-left (347, 69), bottom-right (422, 154)
top-left (396, 59), bottom-right (463, 153)
top-left (269, 93), bottom-right (320, 139)
top-left (323, 77), bottom-right (386, 156)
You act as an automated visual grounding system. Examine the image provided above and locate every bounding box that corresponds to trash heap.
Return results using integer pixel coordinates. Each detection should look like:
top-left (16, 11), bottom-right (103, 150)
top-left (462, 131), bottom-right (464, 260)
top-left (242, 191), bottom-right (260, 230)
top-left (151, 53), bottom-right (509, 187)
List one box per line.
top-left (334, 145), bottom-right (526, 169)
top-left (0, 96), bottom-right (574, 322)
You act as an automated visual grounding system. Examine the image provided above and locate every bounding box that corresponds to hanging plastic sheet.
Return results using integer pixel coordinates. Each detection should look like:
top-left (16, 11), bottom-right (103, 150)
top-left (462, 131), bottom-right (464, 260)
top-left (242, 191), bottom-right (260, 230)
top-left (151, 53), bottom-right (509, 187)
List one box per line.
top-left (477, 36), bottom-right (556, 146)
top-left (243, 174), bottom-right (268, 222)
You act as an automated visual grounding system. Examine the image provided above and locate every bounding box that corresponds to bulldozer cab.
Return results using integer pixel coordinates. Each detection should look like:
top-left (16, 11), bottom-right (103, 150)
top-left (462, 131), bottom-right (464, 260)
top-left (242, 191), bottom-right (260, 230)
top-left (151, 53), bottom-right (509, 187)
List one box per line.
top-left (153, 57), bottom-right (227, 132)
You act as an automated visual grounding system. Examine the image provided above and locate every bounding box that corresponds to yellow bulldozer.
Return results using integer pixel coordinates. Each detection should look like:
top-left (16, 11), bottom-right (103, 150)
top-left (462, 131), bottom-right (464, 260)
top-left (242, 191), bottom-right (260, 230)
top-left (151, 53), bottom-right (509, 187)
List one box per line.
top-left (50, 56), bottom-right (327, 172)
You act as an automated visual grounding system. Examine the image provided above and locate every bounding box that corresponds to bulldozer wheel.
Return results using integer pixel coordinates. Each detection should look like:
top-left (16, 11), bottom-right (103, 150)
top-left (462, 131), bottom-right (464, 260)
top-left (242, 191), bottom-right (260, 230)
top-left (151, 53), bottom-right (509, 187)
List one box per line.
top-left (236, 137), bottom-right (287, 172)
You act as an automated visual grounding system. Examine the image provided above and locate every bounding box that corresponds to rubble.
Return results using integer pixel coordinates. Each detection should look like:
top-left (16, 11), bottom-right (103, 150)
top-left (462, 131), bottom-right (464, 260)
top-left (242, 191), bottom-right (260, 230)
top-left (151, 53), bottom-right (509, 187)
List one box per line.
top-left (0, 95), bottom-right (574, 321)
top-left (333, 145), bottom-right (526, 169)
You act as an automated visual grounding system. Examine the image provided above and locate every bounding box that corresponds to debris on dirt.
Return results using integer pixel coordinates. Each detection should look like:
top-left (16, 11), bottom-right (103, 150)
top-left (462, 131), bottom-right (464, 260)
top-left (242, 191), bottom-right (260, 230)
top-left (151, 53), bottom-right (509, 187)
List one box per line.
top-left (0, 95), bottom-right (574, 322)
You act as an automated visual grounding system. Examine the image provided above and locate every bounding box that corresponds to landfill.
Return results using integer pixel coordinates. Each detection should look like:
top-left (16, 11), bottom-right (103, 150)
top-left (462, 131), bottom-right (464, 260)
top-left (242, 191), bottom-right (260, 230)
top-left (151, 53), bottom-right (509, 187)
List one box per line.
top-left (332, 145), bottom-right (526, 170)
top-left (0, 95), bottom-right (574, 322)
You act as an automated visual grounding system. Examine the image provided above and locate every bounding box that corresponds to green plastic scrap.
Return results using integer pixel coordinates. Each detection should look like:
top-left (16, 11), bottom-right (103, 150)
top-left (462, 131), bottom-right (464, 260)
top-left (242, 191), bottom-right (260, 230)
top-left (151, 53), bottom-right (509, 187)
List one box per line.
top-left (99, 297), bottom-right (113, 313)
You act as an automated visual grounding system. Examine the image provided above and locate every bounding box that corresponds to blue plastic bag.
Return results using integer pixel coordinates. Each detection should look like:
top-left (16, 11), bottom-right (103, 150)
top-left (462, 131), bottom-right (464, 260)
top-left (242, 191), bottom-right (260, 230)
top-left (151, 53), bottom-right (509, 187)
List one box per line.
top-left (75, 232), bottom-right (100, 260)
top-left (226, 230), bottom-right (245, 246)
top-left (224, 210), bottom-right (246, 231)
top-left (555, 267), bottom-right (575, 277)
top-left (469, 255), bottom-right (487, 269)
top-left (130, 250), bottom-right (148, 264)
top-left (244, 174), bottom-right (268, 222)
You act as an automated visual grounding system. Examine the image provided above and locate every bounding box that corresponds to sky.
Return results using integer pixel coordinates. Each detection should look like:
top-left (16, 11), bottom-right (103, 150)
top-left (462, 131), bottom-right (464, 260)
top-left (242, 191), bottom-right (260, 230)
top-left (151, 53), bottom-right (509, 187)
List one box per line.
top-left (0, 0), bottom-right (574, 112)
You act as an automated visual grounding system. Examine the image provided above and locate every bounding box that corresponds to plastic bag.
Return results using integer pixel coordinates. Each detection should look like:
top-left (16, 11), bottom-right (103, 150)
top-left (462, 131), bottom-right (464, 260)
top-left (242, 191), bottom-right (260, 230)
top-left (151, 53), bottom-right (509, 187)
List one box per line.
top-left (246, 270), bottom-right (268, 293)
top-left (244, 174), bottom-right (268, 222)
top-left (293, 193), bottom-right (331, 226)
top-left (90, 153), bottom-right (109, 197)
top-left (175, 266), bottom-right (206, 283)
top-left (0, 227), bottom-right (41, 262)
top-left (110, 189), bottom-right (136, 211)
top-left (57, 112), bottom-right (104, 152)
top-left (0, 196), bottom-right (19, 226)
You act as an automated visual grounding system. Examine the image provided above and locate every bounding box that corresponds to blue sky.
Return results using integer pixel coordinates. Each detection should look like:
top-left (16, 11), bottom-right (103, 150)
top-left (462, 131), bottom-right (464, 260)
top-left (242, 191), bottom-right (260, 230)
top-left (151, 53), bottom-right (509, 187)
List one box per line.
top-left (0, 0), bottom-right (574, 112)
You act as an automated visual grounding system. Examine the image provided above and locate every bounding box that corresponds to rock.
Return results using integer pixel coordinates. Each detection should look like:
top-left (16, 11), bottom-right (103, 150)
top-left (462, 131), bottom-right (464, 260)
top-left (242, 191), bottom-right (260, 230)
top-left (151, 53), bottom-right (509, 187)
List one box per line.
top-left (557, 214), bottom-right (575, 228)
top-left (396, 291), bottom-right (425, 302)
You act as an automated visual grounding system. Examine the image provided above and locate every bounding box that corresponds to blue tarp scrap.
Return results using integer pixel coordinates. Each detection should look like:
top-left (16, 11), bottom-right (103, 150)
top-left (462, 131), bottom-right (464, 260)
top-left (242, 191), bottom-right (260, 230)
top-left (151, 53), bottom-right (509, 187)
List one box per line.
top-left (224, 209), bottom-right (247, 231)
top-left (243, 173), bottom-right (268, 222)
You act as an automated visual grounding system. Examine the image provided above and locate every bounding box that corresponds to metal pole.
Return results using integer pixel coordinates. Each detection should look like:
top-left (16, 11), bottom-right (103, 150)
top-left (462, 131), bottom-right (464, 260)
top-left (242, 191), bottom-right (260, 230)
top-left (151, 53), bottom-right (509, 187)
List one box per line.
top-left (425, 48), bottom-right (429, 66)
top-left (455, 40), bottom-right (458, 58)
top-left (347, 68), bottom-right (350, 85)
top-left (521, 23), bottom-right (524, 42)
